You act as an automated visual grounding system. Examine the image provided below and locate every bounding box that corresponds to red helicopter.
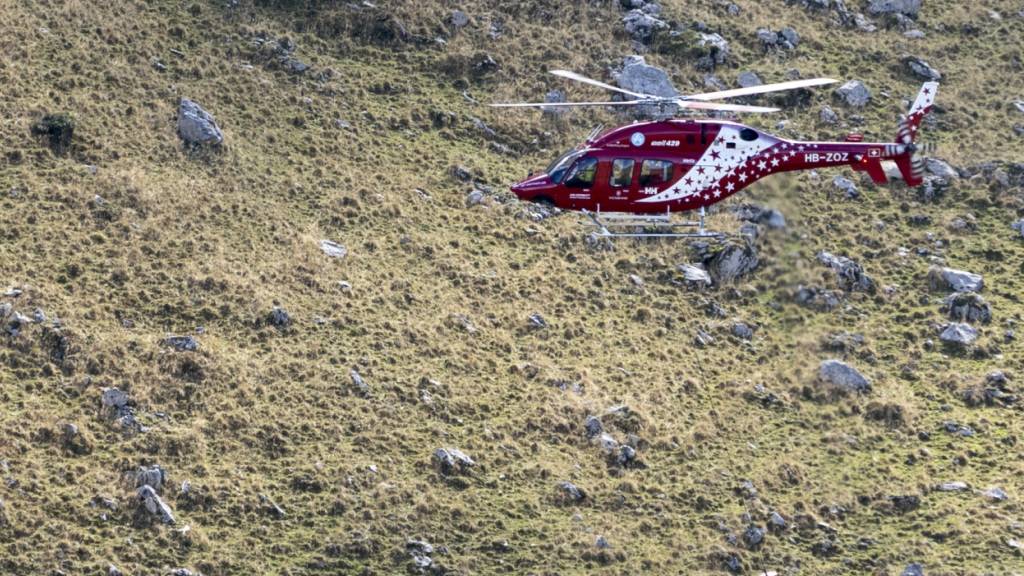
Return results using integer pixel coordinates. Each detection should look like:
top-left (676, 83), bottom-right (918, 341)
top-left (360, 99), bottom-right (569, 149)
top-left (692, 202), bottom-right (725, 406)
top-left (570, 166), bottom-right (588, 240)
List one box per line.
top-left (494, 70), bottom-right (938, 238)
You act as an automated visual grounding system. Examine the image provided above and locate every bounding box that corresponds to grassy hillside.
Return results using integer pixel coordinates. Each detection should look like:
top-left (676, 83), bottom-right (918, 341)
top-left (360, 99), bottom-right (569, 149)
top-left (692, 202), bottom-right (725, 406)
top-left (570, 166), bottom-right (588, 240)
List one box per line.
top-left (1, 0), bottom-right (1023, 574)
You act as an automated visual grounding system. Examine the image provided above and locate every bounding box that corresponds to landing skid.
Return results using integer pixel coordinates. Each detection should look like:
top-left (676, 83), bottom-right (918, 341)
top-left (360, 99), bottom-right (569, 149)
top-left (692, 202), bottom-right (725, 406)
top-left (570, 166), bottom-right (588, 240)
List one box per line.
top-left (581, 206), bottom-right (727, 240)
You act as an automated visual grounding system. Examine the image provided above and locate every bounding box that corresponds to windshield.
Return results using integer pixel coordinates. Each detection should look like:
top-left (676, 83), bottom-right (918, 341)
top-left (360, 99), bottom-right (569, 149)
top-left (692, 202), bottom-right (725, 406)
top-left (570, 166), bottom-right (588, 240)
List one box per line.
top-left (545, 148), bottom-right (585, 183)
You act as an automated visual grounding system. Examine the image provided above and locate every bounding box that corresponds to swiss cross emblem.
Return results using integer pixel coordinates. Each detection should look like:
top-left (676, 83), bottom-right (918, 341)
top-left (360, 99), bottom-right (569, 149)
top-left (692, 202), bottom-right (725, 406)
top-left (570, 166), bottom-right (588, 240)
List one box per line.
top-left (868, 148), bottom-right (881, 158)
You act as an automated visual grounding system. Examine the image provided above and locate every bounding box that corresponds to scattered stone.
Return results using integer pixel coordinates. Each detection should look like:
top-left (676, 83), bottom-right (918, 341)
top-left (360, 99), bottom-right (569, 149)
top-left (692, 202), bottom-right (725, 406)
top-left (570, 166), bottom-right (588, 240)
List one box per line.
top-left (137, 485), bottom-right (175, 524)
top-left (737, 71), bottom-right (762, 88)
top-left (584, 415), bottom-right (604, 438)
top-left (135, 464), bottom-right (167, 492)
top-left (433, 447), bottom-right (475, 476)
top-left (835, 80), bottom-right (871, 108)
top-left (832, 175), bottom-right (859, 198)
top-left (962, 371), bottom-right (1017, 407)
top-left (925, 158), bottom-right (959, 181)
top-left (448, 313), bottom-right (477, 334)
top-left (465, 189), bottom-right (484, 207)
top-left (936, 481), bottom-right (969, 492)
top-left (768, 511), bottom-right (787, 531)
top-left (756, 27), bottom-right (800, 50)
top-left (449, 9), bottom-right (469, 28)
top-left (679, 264), bottom-right (712, 288)
top-left (268, 306), bottom-right (292, 329)
top-left (541, 89), bottom-right (567, 116)
top-left (558, 481), bottom-right (586, 503)
top-left (62, 422), bottom-right (92, 455)
top-left (982, 487), bottom-right (1008, 502)
top-left (927, 266), bottom-right (983, 293)
top-left (350, 369), bottom-right (369, 395)
top-left (320, 240), bottom-right (347, 259)
top-left (941, 292), bottom-right (991, 324)
top-left (890, 494), bottom-right (921, 513)
top-left (867, 0), bottom-right (921, 18)
top-left (817, 251), bottom-right (875, 292)
top-left (177, 99), bottom-right (224, 147)
top-left (743, 525), bottom-right (766, 549)
top-left (818, 359), bottom-right (871, 394)
top-left (1012, 220), bottom-right (1024, 239)
top-left (905, 56), bottom-right (941, 81)
top-left (597, 432), bottom-right (620, 453)
top-left (595, 535), bottom-right (610, 549)
top-left (707, 243), bottom-right (759, 283)
top-left (693, 32), bottom-right (730, 69)
top-left (901, 564), bottom-right (925, 576)
top-left (794, 285), bottom-right (842, 311)
top-left (738, 480), bottom-right (758, 499)
top-left (616, 444), bottom-right (638, 467)
top-left (820, 105), bottom-right (839, 124)
top-left (904, 29), bottom-right (926, 38)
top-left (939, 323), bottom-right (979, 347)
top-left (732, 322), bottom-right (754, 340)
top-left (622, 9), bottom-right (668, 44)
top-left (942, 421), bottom-right (975, 437)
top-left (527, 313), bottom-right (547, 329)
top-left (107, 565), bottom-right (124, 576)
top-left (162, 335), bottom-right (199, 352)
top-left (407, 539), bottom-right (434, 569)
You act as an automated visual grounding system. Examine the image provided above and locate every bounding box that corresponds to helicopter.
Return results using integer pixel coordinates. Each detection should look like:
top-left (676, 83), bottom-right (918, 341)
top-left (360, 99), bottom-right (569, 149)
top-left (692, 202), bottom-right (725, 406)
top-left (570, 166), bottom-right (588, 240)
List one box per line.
top-left (493, 70), bottom-right (938, 238)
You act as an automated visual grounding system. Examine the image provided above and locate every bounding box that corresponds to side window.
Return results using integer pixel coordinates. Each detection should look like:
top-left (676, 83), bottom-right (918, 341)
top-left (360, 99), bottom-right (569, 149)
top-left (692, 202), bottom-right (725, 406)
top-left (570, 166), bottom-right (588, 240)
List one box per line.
top-left (639, 159), bottom-right (674, 186)
top-left (610, 159), bottom-right (634, 188)
top-left (564, 157), bottom-right (598, 188)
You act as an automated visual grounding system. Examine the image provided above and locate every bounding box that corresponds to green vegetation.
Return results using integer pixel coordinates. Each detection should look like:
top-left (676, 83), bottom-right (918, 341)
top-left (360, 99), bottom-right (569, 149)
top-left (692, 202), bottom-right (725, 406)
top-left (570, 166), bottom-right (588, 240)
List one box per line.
top-left (1, 1), bottom-right (1022, 574)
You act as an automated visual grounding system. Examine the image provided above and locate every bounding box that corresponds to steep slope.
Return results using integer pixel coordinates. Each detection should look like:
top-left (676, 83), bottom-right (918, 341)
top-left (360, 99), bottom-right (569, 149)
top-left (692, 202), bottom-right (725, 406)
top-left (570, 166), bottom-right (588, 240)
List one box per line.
top-left (1, 1), bottom-right (1023, 574)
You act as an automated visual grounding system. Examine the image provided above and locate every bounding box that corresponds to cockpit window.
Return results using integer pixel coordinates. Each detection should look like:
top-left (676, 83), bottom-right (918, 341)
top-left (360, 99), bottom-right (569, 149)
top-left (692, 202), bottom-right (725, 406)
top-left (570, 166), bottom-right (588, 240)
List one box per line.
top-left (564, 157), bottom-right (598, 188)
top-left (546, 148), bottom-right (584, 183)
top-left (739, 128), bottom-right (759, 142)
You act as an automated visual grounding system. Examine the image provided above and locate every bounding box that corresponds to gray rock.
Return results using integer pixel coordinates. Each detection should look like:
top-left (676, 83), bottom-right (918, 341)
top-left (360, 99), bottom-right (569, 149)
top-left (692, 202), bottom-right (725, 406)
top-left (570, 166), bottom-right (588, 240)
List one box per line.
top-left (584, 415), bottom-right (604, 438)
top-left (407, 538), bottom-right (433, 568)
top-left (320, 240), bottom-right (347, 258)
top-left (737, 71), bottom-right (762, 88)
top-left (679, 264), bottom-right (712, 287)
top-left (983, 487), bottom-right (1008, 501)
top-left (939, 323), bottom-right (978, 347)
top-left (868, 0), bottom-right (921, 17)
top-left (622, 9), bottom-right (668, 43)
top-left (559, 481), bottom-right (586, 502)
top-left (527, 313), bottom-right (547, 329)
top-left (135, 464), bottom-right (167, 492)
top-left (31, 308), bottom-right (45, 323)
top-left (780, 26), bottom-right (801, 47)
top-left (817, 251), bottom-right (875, 292)
top-left (925, 158), bottom-right (958, 180)
top-left (936, 481), bottom-right (969, 492)
top-left (756, 27), bottom-right (778, 48)
top-left (901, 564), bottom-right (924, 576)
top-left (905, 56), bottom-right (941, 81)
top-left (835, 80), bottom-right (871, 108)
top-left (1012, 219), bottom-right (1024, 239)
top-left (433, 447), bottom-right (475, 476)
top-left (597, 432), bottom-right (620, 452)
top-left (616, 444), bottom-right (638, 467)
top-left (743, 525), bottom-right (766, 549)
top-left (694, 32), bottom-right (730, 69)
top-left (820, 105), bottom-right (839, 124)
top-left (832, 175), bottom-right (858, 198)
top-left (137, 484), bottom-right (175, 524)
top-left (707, 244), bottom-right (759, 283)
top-left (616, 56), bottom-right (679, 116)
top-left (100, 387), bottom-right (129, 413)
top-left (1014, 101), bottom-right (1024, 114)
top-left (260, 494), bottom-right (285, 518)
top-left (818, 360), bottom-right (871, 393)
top-left (941, 292), bottom-right (991, 324)
top-left (465, 189), bottom-right (484, 207)
top-left (177, 99), bottom-right (224, 147)
top-left (107, 565), bottom-right (124, 576)
top-left (768, 511), bottom-right (787, 531)
top-left (928, 266), bottom-right (983, 293)
top-left (350, 369), bottom-right (369, 395)
top-left (162, 335), bottom-right (199, 352)
top-left (542, 89), bottom-right (567, 116)
top-left (450, 9), bottom-right (469, 28)
top-left (732, 322), bottom-right (754, 340)
top-left (595, 535), bottom-right (610, 549)
top-left (169, 570), bottom-right (200, 576)
top-left (268, 306), bottom-right (292, 328)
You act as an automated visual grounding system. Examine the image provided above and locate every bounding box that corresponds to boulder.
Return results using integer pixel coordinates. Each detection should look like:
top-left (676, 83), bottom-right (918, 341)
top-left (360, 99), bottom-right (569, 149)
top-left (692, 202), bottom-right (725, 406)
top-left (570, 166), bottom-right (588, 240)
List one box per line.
top-left (433, 447), bottom-right (475, 476)
top-left (936, 481), bottom-right (969, 492)
top-left (622, 9), bottom-right (668, 43)
top-left (832, 175), bottom-right (859, 198)
top-left (835, 80), bottom-right (870, 108)
top-left (927, 266), bottom-right (983, 293)
top-left (794, 285), bottom-right (842, 311)
top-left (177, 99), bottom-right (224, 147)
top-left (707, 244), bottom-right (759, 283)
top-left (137, 485), bottom-right (175, 524)
top-left (584, 415), bottom-right (604, 438)
top-left (737, 71), bottom-right (762, 88)
top-left (558, 481), bottom-right (586, 503)
top-left (925, 158), bottom-right (958, 180)
top-left (820, 105), bottom-right (839, 124)
top-left (868, 0), bottom-right (921, 17)
top-left (818, 360), bottom-right (871, 393)
top-left (817, 251), bottom-right (876, 292)
top-left (679, 264), bottom-right (713, 288)
top-left (939, 323), bottom-right (978, 347)
top-left (449, 9), bottom-right (469, 28)
top-left (1012, 219), bottom-right (1024, 239)
top-left (743, 525), bottom-right (766, 549)
top-left (162, 335), bottom-right (199, 352)
top-left (941, 292), bottom-right (991, 324)
top-left (350, 369), bottom-right (369, 395)
top-left (905, 56), bottom-right (941, 81)
top-left (694, 32), bottom-right (730, 69)
top-left (732, 322), bottom-right (754, 340)
top-left (135, 464), bottom-right (168, 492)
top-left (901, 564), bottom-right (925, 576)
top-left (268, 306), bottom-right (292, 328)
top-left (616, 56), bottom-right (679, 116)
top-left (320, 240), bottom-right (347, 258)
top-left (542, 89), bottom-right (567, 116)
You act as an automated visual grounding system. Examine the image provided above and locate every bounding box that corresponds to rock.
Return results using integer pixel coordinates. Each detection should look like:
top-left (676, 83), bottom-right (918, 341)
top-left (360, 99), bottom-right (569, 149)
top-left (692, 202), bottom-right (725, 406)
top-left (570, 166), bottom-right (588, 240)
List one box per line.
top-left (1012, 219), bottom-right (1024, 239)
top-left (584, 415), bottom-right (604, 438)
top-left (817, 251), bottom-right (876, 292)
top-left (107, 565), bottom-right (123, 576)
top-left (904, 29), bottom-right (926, 38)
top-left (820, 105), bottom-right (839, 124)
top-left (558, 481), bottom-right (586, 503)
top-left (542, 89), bottom-right (567, 116)
top-left (679, 264), bottom-right (712, 288)
top-left (941, 292), bottom-right (991, 324)
top-left (794, 286), bottom-right (842, 311)
top-left (982, 487), bottom-right (1008, 501)
top-left (818, 360), bottom-right (871, 393)
top-left (738, 480), bottom-right (758, 499)
top-left (743, 525), bottom-right (766, 549)
top-left (597, 432), bottom-right (620, 452)
top-left (407, 539), bottom-right (434, 568)
top-left (135, 464), bottom-right (167, 492)
top-left (260, 494), bottom-right (285, 518)
top-left (707, 243), bottom-right (759, 283)
top-left (433, 447), bottom-right (475, 476)
top-left (616, 56), bottom-right (679, 116)
top-left (868, 0), bottom-right (921, 17)
top-left (756, 27), bottom-right (777, 48)
top-left (936, 481), bottom-right (969, 492)
top-left (939, 323), bottom-right (978, 347)
top-left (622, 9), bottom-right (668, 43)
top-left (928, 267), bottom-right (983, 293)
top-left (177, 99), bottom-right (224, 147)
top-left (835, 80), bottom-right (871, 108)
top-left (449, 9), bottom-right (469, 28)
top-left (732, 322), bottom-right (754, 340)
top-left (737, 71), bottom-right (762, 88)
top-left (268, 306), bottom-right (292, 328)
top-left (162, 335), bottom-right (199, 351)
top-left (780, 26), bottom-right (801, 47)
top-left (350, 369), bottom-right (369, 395)
top-left (527, 313), bottom-right (547, 329)
top-left (280, 57), bottom-right (309, 74)
top-left (832, 175), bottom-right (858, 198)
top-left (169, 570), bottom-right (200, 576)
top-left (62, 423), bottom-right (93, 455)
top-left (925, 158), bottom-right (958, 181)
top-left (616, 444), bottom-right (638, 467)
top-left (465, 189), bottom-right (484, 207)
top-left (962, 371), bottom-right (1017, 407)
top-left (942, 421), bottom-right (974, 437)
top-left (320, 240), bottom-right (347, 258)
top-left (768, 511), bottom-right (787, 531)
top-left (901, 564), bottom-right (925, 576)
top-left (137, 485), bottom-right (175, 524)
top-left (905, 56), bottom-right (941, 81)
top-left (694, 32), bottom-right (730, 68)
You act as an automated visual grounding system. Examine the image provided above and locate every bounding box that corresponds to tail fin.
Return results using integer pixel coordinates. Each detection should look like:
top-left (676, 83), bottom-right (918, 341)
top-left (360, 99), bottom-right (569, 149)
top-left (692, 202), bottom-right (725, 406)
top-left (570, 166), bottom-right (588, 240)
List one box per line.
top-left (893, 82), bottom-right (939, 186)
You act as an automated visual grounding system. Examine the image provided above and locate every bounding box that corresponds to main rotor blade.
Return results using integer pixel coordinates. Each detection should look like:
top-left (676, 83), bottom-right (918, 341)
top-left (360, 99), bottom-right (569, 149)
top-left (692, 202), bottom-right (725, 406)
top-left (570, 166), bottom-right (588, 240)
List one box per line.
top-left (676, 101), bottom-right (779, 113)
top-left (685, 78), bottom-right (838, 102)
top-left (490, 100), bottom-right (643, 108)
top-left (549, 69), bottom-right (654, 99)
